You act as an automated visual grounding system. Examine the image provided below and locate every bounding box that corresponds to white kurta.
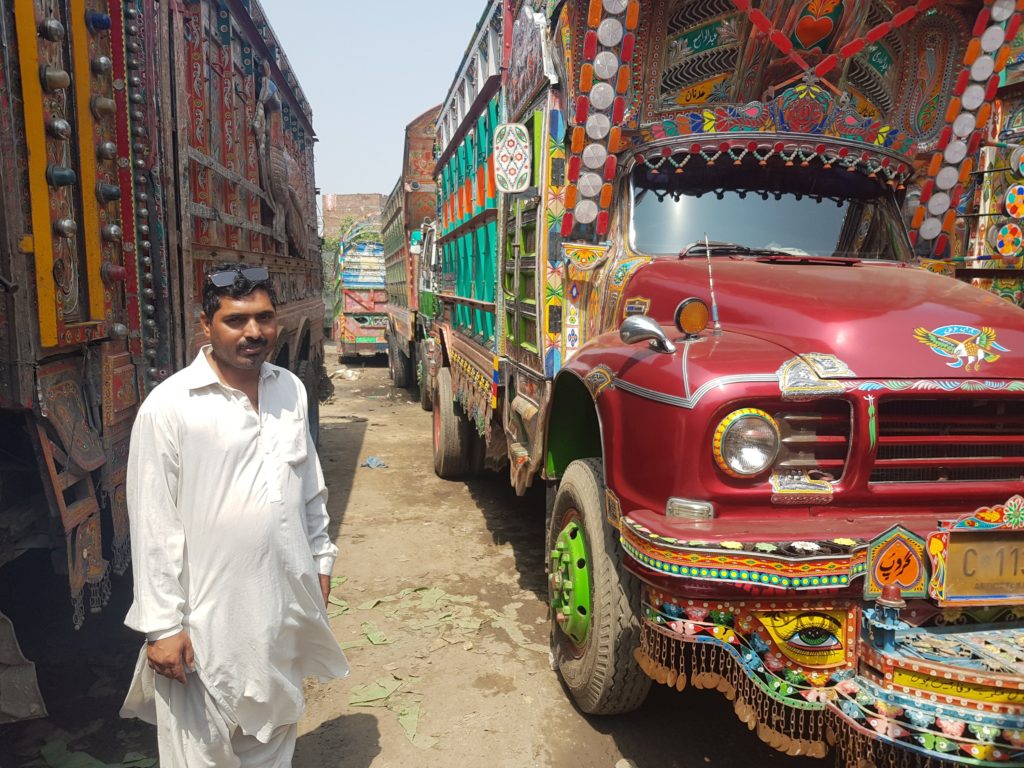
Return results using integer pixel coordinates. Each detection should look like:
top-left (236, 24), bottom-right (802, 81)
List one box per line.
top-left (121, 347), bottom-right (349, 743)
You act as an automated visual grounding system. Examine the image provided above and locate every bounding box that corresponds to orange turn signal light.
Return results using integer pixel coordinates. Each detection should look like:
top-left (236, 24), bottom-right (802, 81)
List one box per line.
top-left (675, 297), bottom-right (709, 336)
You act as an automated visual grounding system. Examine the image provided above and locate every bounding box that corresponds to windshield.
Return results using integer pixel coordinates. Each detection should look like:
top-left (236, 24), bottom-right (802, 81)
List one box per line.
top-left (629, 155), bottom-right (913, 261)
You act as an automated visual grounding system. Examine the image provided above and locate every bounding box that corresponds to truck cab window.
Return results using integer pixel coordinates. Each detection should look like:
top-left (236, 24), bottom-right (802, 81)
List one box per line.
top-left (629, 156), bottom-right (913, 262)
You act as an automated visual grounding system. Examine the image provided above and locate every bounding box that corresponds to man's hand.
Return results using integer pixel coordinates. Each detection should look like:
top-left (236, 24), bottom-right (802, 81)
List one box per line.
top-left (147, 630), bottom-right (194, 684)
top-left (319, 574), bottom-right (331, 609)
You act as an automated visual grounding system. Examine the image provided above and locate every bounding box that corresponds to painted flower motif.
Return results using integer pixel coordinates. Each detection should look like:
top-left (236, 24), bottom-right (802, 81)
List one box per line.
top-left (840, 700), bottom-right (864, 720)
top-left (1003, 729), bottom-right (1024, 747)
top-left (763, 652), bottom-right (785, 672)
top-left (667, 620), bottom-right (685, 635)
top-left (801, 687), bottom-right (833, 703)
top-left (784, 668), bottom-right (807, 685)
top-left (685, 606), bottom-right (709, 622)
top-left (753, 542), bottom-right (778, 553)
top-left (1005, 495), bottom-right (1024, 528)
top-left (720, 540), bottom-right (744, 550)
top-left (805, 670), bottom-right (832, 687)
top-left (687, 540), bottom-right (708, 548)
top-left (835, 679), bottom-right (861, 695)
top-left (869, 717), bottom-right (908, 740)
top-left (904, 708), bottom-right (935, 729)
top-left (969, 723), bottom-right (1001, 742)
top-left (875, 701), bottom-right (904, 719)
top-left (936, 717), bottom-right (966, 738)
top-left (833, 538), bottom-right (857, 547)
top-left (792, 541), bottom-right (822, 553)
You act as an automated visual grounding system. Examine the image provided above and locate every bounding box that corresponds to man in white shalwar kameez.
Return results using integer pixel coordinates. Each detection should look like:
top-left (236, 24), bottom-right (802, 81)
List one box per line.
top-left (121, 264), bottom-right (348, 766)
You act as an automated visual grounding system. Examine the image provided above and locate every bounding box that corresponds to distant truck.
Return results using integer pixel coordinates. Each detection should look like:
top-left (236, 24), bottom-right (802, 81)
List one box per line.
top-left (0, 0), bottom-right (326, 721)
top-left (422, 1), bottom-right (1024, 766)
top-left (332, 242), bottom-right (388, 359)
top-left (383, 106), bottom-right (440, 402)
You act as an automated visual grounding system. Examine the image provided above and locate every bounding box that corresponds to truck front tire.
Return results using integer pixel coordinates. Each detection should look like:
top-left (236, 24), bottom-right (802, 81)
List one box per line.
top-left (432, 367), bottom-right (470, 478)
top-left (547, 458), bottom-right (650, 714)
top-left (388, 333), bottom-right (412, 389)
top-left (418, 341), bottom-right (432, 412)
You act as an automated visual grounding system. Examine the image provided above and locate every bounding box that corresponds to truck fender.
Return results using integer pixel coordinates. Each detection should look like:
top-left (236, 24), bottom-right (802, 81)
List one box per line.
top-left (544, 370), bottom-right (606, 483)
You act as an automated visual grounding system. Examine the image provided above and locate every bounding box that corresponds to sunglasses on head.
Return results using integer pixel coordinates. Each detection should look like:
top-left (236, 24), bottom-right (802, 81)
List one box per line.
top-left (206, 266), bottom-right (269, 288)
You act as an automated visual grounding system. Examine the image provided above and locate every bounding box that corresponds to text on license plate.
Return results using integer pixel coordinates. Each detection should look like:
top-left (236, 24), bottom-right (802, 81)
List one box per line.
top-left (944, 531), bottom-right (1024, 602)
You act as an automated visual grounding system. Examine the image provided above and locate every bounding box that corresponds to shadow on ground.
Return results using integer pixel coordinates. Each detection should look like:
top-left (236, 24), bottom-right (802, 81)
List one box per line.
top-left (465, 470), bottom-right (548, 602)
top-left (293, 711), bottom-right (381, 768)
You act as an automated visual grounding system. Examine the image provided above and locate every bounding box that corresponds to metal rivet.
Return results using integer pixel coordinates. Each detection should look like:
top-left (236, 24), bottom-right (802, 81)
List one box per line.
top-left (39, 19), bottom-right (66, 42)
top-left (96, 182), bottom-right (122, 202)
top-left (131, 125), bottom-right (146, 137)
top-left (91, 55), bottom-right (113, 75)
top-left (142, 256), bottom-right (152, 268)
top-left (96, 141), bottom-right (117, 160)
top-left (133, 158), bottom-right (146, 169)
top-left (91, 96), bottom-right (116, 119)
top-left (101, 223), bottom-right (123, 241)
top-left (139, 225), bottom-right (150, 236)
top-left (128, 76), bottom-right (142, 87)
top-left (47, 118), bottom-right (72, 140)
top-left (144, 304), bottom-right (156, 314)
top-left (40, 66), bottom-right (71, 92)
top-left (140, 240), bottom-right (151, 252)
top-left (136, 207), bottom-right (149, 218)
top-left (127, 41), bottom-right (141, 53)
top-left (136, 192), bottom-right (148, 203)
top-left (143, 287), bottom-right (155, 299)
top-left (131, 110), bottom-right (143, 121)
top-left (54, 218), bottom-right (78, 237)
top-left (46, 165), bottom-right (77, 187)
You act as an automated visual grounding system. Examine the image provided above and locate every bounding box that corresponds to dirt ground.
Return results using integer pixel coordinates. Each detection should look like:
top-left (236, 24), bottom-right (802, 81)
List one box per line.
top-left (0, 353), bottom-right (807, 768)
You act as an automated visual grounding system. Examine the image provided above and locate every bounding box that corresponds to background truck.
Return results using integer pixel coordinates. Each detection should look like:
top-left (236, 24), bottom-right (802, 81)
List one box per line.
top-left (423, 1), bottom-right (1024, 765)
top-left (332, 240), bottom-right (388, 360)
top-left (0, 0), bottom-right (326, 721)
top-left (383, 105), bottom-right (441, 405)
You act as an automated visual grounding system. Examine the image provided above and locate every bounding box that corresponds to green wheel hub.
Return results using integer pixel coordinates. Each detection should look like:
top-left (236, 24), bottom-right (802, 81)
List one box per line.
top-left (549, 517), bottom-right (592, 646)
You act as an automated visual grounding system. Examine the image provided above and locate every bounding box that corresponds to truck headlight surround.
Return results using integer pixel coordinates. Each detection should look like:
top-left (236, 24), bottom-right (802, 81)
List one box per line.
top-left (713, 408), bottom-right (780, 478)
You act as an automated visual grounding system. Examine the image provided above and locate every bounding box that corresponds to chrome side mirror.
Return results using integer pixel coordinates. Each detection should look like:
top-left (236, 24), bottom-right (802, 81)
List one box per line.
top-left (619, 315), bottom-right (677, 354)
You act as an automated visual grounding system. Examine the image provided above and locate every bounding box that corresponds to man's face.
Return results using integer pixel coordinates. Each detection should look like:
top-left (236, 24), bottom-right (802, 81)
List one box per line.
top-left (200, 289), bottom-right (279, 371)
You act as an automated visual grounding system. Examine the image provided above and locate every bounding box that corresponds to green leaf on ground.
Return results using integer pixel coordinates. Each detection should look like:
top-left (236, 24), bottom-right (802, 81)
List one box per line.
top-left (340, 637), bottom-right (369, 650)
top-left (330, 576), bottom-right (347, 588)
top-left (348, 676), bottom-right (401, 706)
top-left (395, 703), bottom-right (419, 741)
top-left (327, 595), bottom-right (350, 618)
top-left (361, 621), bottom-right (391, 645)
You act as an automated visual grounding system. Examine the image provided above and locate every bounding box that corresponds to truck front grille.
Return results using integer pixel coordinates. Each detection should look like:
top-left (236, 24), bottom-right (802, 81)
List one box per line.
top-left (871, 399), bottom-right (1024, 483)
top-left (775, 402), bottom-right (852, 482)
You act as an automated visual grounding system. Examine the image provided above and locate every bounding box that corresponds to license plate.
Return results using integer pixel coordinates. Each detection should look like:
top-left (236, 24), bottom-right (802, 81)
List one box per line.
top-left (943, 531), bottom-right (1024, 602)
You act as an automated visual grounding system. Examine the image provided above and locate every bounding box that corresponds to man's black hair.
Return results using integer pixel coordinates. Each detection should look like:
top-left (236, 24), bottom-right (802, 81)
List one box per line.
top-left (202, 262), bottom-right (278, 319)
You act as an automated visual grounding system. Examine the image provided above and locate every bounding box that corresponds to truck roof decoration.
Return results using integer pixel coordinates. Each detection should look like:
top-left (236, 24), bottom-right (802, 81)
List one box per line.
top-left (910, 1), bottom-right (1021, 257)
top-left (556, 0), bottom-right (995, 241)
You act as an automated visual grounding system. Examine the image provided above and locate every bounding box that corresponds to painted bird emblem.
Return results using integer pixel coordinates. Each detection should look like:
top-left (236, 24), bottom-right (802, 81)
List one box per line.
top-left (913, 326), bottom-right (1003, 371)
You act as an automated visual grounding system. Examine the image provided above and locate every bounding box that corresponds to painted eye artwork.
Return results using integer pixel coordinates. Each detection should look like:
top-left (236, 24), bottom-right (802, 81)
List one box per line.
top-left (757, 610), bottom-right (848, 669)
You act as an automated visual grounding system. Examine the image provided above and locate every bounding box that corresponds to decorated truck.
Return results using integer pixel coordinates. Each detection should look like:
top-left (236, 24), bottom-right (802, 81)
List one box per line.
top-left (332, 240), bottom-right (388, 359)
top-left (383, 105), bottom-right (441, 401)
top-left (424, 0), bottom-right (1024, 765)
top-left (0, 0), bottom-right (326, 721)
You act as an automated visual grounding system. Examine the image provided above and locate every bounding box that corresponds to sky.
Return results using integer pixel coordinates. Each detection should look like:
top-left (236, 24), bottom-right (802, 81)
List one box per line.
top-left (257, 0), bottom-right (489, 200)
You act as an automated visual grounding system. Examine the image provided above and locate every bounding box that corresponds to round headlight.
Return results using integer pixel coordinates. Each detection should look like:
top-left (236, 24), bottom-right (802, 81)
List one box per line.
top-left (713, 408), bottom-right (780, 478)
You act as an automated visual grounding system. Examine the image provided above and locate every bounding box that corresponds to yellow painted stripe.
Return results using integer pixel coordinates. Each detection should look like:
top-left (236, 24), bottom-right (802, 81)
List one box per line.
top-left (70, 0), bottom-right (105, 321)
top-left (14, 0), bottom-right (57, 346)
top-left (893, 669), bottom-right (1024, 705)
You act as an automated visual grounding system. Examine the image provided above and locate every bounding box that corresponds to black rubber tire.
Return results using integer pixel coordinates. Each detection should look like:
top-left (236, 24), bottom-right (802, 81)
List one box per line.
top-left (469, 424), bottom-right (486, 476)
top-left (417, 342), bottom-right (432, 412)
top-left (432, 368), bottom-right (470, 478)
top-left (297, 360), bottom-right (320, 448)
top-left (388, 333), bottom-right (411, 389)
top-left (547, 458), bottom-right (650, 715)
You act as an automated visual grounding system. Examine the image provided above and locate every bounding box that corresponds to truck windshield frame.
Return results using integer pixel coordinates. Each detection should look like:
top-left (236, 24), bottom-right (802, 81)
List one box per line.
top-left (627, 154), bottom-right (914, 263)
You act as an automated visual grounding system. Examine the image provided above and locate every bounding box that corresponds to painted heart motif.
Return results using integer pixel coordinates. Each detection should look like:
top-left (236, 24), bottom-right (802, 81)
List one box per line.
top-left (876, 538), bottom-right (921, 590)
top-left (795, 15), bottom-right (835, 50)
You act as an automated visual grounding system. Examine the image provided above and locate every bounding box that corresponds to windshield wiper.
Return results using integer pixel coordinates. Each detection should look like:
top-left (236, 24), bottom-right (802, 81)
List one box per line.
top-left (753, 254), bottom-right (861, 266)
top-left (679, 242), bottom-right (801, 259)
top-left (679, 241), bottom-right (751, 257)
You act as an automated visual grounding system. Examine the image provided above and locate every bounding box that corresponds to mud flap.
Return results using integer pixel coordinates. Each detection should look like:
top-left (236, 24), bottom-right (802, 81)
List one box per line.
top-left (0, 610), bottom-right (46, 722)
